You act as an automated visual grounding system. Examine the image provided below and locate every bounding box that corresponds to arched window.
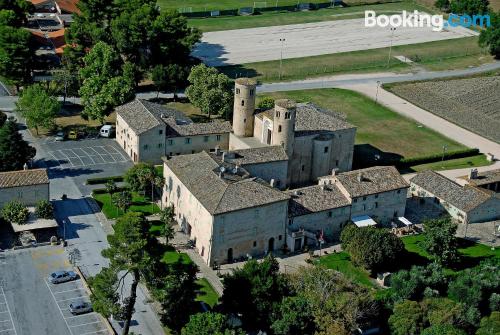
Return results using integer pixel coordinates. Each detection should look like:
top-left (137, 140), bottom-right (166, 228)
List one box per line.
top-left (241, 100), bottom-right (245, 106)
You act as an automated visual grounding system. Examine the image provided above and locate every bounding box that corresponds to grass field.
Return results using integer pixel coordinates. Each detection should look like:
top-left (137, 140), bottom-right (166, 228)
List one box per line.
top-left (219, 37), bottom-right (489, 82)
top-left (195, 278), bottom-right (220, 307)
top-left (162, 250), bottom-right (193, 264)
top-left (187, 2), bottom-right (427, 31)
top-left (317, 251), bottom-right (375, 287)
top-left (157, 0), bottom-right (400, 11)
top-left (407, 154), bottom-right (492, 172)
top-left (261, 88), bottom-right (466, 161)
top-left (93, 192), bottom-right (160, 219)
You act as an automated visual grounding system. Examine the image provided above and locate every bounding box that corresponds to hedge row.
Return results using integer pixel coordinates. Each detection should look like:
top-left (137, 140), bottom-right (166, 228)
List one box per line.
top-left (86, 175), bottom-right (124, 185)
top-left (91, 186), bottom-right (130, 195)
top-left (397, 148), bottom-right (480, 167)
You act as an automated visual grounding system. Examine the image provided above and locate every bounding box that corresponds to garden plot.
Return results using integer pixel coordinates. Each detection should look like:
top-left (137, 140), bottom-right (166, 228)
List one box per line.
top-left (388, 75), bottom-right (500, 144)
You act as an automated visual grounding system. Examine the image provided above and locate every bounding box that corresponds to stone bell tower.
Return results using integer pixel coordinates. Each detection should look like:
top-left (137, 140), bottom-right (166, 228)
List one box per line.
top-left (272, 99), bottom-right (296, 157)
top-left (232, 78), bottom-right (256, 137)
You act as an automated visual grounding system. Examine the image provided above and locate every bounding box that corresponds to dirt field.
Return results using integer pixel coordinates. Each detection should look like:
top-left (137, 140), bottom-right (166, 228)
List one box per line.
top-left (387, 75), bottom-right (500, 144)
top-left (193, 12), bottom-right (477, 66)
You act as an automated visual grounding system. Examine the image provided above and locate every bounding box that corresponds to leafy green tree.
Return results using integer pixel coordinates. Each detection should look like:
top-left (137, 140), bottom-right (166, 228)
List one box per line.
top-left (0, 0), bottom-right (32, 26)
top-left (222, 255), bottom-right (290, 330)
top-left (151, 64), bottom-right (188, 99)
top-left (257, 97), bottom-right (275, 110)
top-left (0, 24), bottom-right (33, 89)
top-left (423, 218), bottom-right (458, 266)
top-left (16, 85), bottom-right (60, 135)
top-left (289, 266), bottom-right (379, 334)
top-left (79, 41), bottom-right (134, 123)
top-left (153, 260), bottom-right (199, 331)
top-left (1, 200), bottom-right (29, 224)
top-left (479, 11), bottom-right (500, 59)
top-left (389, 300), bottom-right (425, 335)
top-left (112, 190), bottom-right (132, 214)
top-left (435, 0), bottom-right (450, 11)
top-left (271, 296), bottom-right (316, 335)
top-left (35, 200), bottom-right (54, 219)
top-left (51, 68), bottom-right (81, 104)
top-left (422, 297), bottom-right (470, 329)
top-left (124, 162), bottom-right (159, 194)
top-left (450, 0), bottom-right (490, 15)
top-left (159, 206), bottom-right (175, 244)
top-left (181, 312), bottom-right (244, 335)
top-left (0, 118), bottom-right (36, 171)
top-left (390, 263), bottom-right (447, 302)
top-left (91, 212), bottom-right (155, 335)
top-left (340, 225), bottom-right (404, 273)
top-left (185, 64), bottom-right (233, 120)
top-left (489, 293), bottom-right (500, 312)
top-left (476, 311), bottom-right (500, 335)
top-left (422, 324), bottom-right (467, 335)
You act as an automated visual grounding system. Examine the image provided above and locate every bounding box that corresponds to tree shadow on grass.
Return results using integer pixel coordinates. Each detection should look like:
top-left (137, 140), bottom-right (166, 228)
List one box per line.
top-left (352, 144), bottom-right (403, 170)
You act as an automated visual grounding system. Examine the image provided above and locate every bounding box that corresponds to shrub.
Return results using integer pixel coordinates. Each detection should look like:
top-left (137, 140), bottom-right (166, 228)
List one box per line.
top-left (1, 200), bottom-right (29, 224)
top-left (86, 175), bottom-right (124, 185)
top-left (35, 200), bottom-right (54, 219)
top-left (340, 225), bottom-right (404, 273)
top-left (257, 97), bottom-right (275, 110)
top-left (397, 148), bottom-right (480, 167)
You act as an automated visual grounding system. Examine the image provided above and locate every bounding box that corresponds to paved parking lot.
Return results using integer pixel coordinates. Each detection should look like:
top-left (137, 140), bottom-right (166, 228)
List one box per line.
top-left (47, 145), bottom-right (129, 168)
top-left (0, 246), bottom-right (110, 335)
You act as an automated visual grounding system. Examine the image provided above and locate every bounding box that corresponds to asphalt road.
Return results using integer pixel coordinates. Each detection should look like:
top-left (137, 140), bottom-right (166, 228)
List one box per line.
top-left (0, 246), bottom-right (109, 335)
top-left (193, 14), bottom-right (477, 66)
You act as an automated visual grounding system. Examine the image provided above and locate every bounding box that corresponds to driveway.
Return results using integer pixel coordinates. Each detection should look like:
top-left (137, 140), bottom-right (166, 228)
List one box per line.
top-left (0, 246), bottom-right (110, 335)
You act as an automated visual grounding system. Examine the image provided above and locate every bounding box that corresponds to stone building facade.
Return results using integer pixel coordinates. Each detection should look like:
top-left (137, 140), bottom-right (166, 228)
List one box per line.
top-left (116, 99), bottom-right (231, 164)
top-left (229, 78), bottom-right (356, 187)
top-left (410, 170), bottom-right (500, 223)
top-left (0, 169), bottom-right (50, 209)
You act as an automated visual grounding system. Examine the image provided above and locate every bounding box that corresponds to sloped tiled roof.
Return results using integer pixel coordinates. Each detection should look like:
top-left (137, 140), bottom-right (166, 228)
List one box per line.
top-left (333, 166), bottom-right (409, 198)
top-left (0, 169), bottom-right (49, 188)
top-left (287, 184), bottom-right (350, 216)
top-left (213, 146), bottom-right (288, 166)
top-left (164, 152), bottom-right (289, 215)
top-left (467, 168), bottom-right (500, 187)
top-left (410, 170), bottom-right (494, 212)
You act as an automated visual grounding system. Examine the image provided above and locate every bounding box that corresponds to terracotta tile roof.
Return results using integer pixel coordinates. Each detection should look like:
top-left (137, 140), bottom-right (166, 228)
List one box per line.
top-left (287, 184), bottom-right (350, 216)
top-left (331, 166), bottom-right (409, 198)
top-left (0, 169), bottom-right (49, 188)
top-left (211, 146), bottom-right (288, 166)
top-left (164, 152), bottom-right (289, 214)
top-left (410, 170), bottom-right (494, 212)
top-left (56, 0), bottom-right (80, 14)
top-left (467, 168), bottom-right (500, 187)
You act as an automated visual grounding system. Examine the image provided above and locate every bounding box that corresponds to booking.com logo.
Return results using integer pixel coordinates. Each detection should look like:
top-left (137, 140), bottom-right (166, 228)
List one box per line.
top-left (365, 10), bottom-right (491, 32)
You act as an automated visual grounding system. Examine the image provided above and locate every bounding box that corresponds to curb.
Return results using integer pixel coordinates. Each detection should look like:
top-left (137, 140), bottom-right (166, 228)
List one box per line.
top-left (74, 266), bottom-right (117, 335)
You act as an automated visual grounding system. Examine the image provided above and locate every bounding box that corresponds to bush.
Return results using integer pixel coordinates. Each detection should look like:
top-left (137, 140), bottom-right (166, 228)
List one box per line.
top-left (340, 225), bottom-right (404, 273)
top-left (257, 97), bottom-right (275, 110)
top-left (397, 148), bottom-right (480, 167)
top-left (35, 200), bottom-right (54, 219)
top-left (86, 175), bottom-right (124, 185)
top-left (92, 186), bottom-right (129, 195)
top-left (1, 200), bottom-right (29, 224)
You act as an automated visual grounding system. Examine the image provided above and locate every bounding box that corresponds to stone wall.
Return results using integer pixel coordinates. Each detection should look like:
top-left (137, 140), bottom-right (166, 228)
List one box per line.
top-left (0, 184), bottom-right (49, 208)
top-left (165, 133), bottom-right (229, 157)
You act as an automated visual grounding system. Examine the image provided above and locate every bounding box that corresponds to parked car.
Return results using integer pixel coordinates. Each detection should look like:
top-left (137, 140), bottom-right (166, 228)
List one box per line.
top-left (99, 125), bottom-right (115, 138)
top-left (69, 300), bottom-right (93, 315)
top-left (68, 130), bottom-right (78, 140)
top-left (54, 131), bottom-right (65, 141)
top-left (48, 270), bottom-right (78, 284)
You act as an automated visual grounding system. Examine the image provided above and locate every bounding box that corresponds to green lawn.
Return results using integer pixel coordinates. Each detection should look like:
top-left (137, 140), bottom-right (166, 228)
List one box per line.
top-left (317, 251), bottom-right (375, 287)
top-left (195, 278), bottom-right (220, 307)
top-left (407, 154), bottom-right (492, 172)
top-left (187, 2), bottom-right (425, 32)
top-left (261, 89), bottom-right (466, 163)
top-left (219, 37), bottom-right (486, 82)
top-left (162, 250), bottom-right (193, 264)
top-left (401, 234), bottom-right (500, 273)
top-left (93, 192), bottom-right (160, 219)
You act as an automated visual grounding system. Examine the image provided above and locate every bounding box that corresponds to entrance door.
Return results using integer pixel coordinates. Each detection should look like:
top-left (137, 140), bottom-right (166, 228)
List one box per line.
top-left (266, 129), bottom-right (272, 144)
top-left (294, 238), bottom-right (302, 251)
top-left (268, 237), bottom-right (275, 252)
top-left (227, 248), bottom-right (233, 263)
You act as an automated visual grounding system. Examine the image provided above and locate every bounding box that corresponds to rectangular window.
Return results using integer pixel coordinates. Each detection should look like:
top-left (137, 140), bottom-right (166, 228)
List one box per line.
top-left (278, 235), bottom-right (282, 241)
top-left (253, 241), bottom-right (257, 247)
top-left (235, 88), bottom-right (240, 94)
top-left (143, 144), bottom-right (148, 150)
top-left (353, 198), bottom-right (357, 203)
top-left (278, 125), bottom-right (282, 133)
top-left (158, 143), bottom-right (162, 148)
top-left (363, 196), bottom-right (367, 201)
top-left (250, 89), bottom-right (254, 96)
top-left (204, 136), bottom-right (209, 142)
top-left (185, 138), bottom-right (191, 144)
top-left (324, 147), bottom-right (329, 153)
top-left (216, 135), bottom-right (221, 141)
top-left (375, 202), bottom-right (378, 208)
top-left (301, 165), bottom-right (305, 171)
top-left (159, 129), bottom-right (163, 135)
top-left (167, 139), bottom-right (174, 145)
top-left (335, 160), bottom-right (339, 166)
top-left (375, 194), bottom-right (379, 199)
top-left (397, 189), bottom-right (401, 194)
top-left (328, 211), bottom-right (332, 217)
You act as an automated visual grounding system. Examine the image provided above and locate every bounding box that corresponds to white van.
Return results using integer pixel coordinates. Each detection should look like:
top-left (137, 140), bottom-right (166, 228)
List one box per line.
top-left (99, 125), bottom-right (115, 138)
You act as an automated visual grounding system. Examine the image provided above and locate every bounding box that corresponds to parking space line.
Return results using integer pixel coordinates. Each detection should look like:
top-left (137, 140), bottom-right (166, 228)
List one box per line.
top-left (56, 296), bottom-right (86, 303)
top-left (105, 146), bottom-right (127, 161)
top-left (87, 147), bottom-right (110, 163)
top-left (0, 288), bottom-right (17, 335)
top-left (67, 149), bottom-right (85, 166)
top-left (97, 146), bottom-right (117, 162)
top-left (58, 150), bottom-right (76, 167)
top-left (48, 151), bottom-right (62, 167)
top-left (43, 280), bottom-right (74, 335)
top-left (69, 321), bottom-right (101, 328)
top-left (53, 288), bottom-right (85, 294)
top-left (65, 312), bottom-right (96, 320)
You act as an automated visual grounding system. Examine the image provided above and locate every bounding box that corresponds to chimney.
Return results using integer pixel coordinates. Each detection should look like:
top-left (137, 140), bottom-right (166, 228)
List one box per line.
top-left (270, 179), bottom-right (275, 187)
top-left (320, 184), bottom-right (325, 191)
top-left (331, 169), bottom-right (337, 176)
top-left (468, 168), bottom-right (478, 180)
top-left (215, 146), bottom-right (220, 155)
top-left (357, 173), bottom-right (363, 182)
top-left (222, 152), bottom-right (226, 162)
top-left (23, 163), bottom-right (28, 170)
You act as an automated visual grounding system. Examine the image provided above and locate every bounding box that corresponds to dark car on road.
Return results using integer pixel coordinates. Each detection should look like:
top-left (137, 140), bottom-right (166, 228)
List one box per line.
top-left (48, 270), bottom-right (78, 284)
